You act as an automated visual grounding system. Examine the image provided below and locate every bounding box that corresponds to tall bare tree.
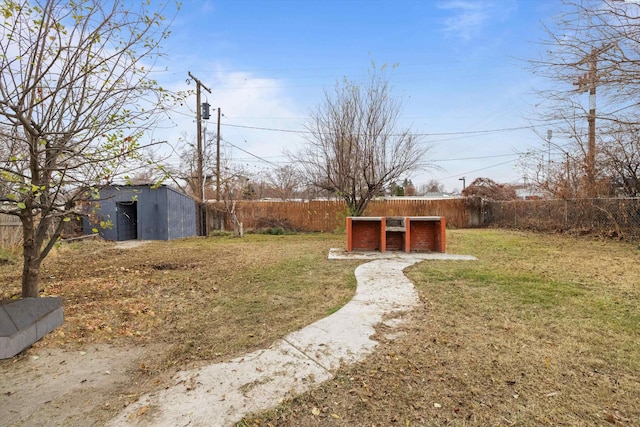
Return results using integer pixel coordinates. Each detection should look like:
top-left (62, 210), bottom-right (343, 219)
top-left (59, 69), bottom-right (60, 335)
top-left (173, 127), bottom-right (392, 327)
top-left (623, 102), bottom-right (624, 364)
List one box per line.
top-left (600, 123), bottom-right (640, 196)
top-left (0, 0), bottom-right (183, 298)
top-left (294, 67), bottom-right (431, 216)
top-left (531, 0), bottom-right (640, 197)
top-left (262, 165), bottom-right (302, 201)
top-left (420, 179), bottom-right (445, 195)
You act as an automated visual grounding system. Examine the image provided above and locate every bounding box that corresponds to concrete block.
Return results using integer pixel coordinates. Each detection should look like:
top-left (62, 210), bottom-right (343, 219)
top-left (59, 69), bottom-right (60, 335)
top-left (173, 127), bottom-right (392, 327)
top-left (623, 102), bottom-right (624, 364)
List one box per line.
top-left (0, 307), bottom-right (18, 337)
top-left (0, 297), bottom-right (63, 359)
top-left (35, 304), bottom-right (64, 340)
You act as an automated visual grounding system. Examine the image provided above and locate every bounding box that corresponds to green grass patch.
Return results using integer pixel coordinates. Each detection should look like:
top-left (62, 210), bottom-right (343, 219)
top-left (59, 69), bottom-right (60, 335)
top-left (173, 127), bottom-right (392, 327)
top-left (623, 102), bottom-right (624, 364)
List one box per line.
top-left (408, 229), bottom-right (640, 370)
top-left (245, 229), bottom-right (640, 426)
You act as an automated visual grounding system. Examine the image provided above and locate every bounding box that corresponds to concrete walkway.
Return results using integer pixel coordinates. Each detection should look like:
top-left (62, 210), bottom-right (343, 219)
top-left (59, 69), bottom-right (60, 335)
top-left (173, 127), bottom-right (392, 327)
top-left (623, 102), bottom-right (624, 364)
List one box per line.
top-left (109, 251), bottom-right (475, 427)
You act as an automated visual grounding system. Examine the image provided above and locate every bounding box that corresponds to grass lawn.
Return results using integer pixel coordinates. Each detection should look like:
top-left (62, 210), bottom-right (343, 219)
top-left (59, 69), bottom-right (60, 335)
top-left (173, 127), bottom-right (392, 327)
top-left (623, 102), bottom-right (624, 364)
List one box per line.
top-left (0, 232), bottom-right (359, 424)
top-left (1, 233), bottom-right (360, 367)
top-left (242, 229), bottom-right (640, 426)
top-left (1, 229), bottom-right (639, 426)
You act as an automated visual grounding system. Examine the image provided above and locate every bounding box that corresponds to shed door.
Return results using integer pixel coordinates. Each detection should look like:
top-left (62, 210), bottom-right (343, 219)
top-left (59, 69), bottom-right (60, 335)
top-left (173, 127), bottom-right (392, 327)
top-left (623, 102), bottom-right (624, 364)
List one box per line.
top-left (116, 201), bottom-right (138, 241)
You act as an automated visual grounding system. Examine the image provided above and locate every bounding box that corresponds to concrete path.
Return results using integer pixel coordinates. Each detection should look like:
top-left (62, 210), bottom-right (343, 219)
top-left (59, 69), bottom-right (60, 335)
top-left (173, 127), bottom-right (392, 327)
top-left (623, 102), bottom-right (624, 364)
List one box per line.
top-left (109, 251), bottom-right (475, 427)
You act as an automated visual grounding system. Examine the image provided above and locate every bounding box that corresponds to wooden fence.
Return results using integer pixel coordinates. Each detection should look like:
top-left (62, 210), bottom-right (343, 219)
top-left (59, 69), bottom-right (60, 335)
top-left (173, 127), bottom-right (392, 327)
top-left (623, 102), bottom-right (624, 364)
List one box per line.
top-left (5, 197), bottom-right (638, 246)
top-left (206, 198), bottom-right (480, 233)
top-left (0, 213), bottom-right (80, 248)
top-left (0, 213), bottom-right (21, 248)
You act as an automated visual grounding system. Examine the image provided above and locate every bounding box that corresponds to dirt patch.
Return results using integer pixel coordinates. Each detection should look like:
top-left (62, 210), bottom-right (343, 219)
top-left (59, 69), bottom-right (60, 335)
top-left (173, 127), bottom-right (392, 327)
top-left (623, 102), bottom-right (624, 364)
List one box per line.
top-left (1, 344), bottom-right (148, 426)
top-left (114, 240), bottom-right (152, 250)
top-left (149, 263), bottom-right (181, 270)
top-left (0, 258), bottom-right (15, 266)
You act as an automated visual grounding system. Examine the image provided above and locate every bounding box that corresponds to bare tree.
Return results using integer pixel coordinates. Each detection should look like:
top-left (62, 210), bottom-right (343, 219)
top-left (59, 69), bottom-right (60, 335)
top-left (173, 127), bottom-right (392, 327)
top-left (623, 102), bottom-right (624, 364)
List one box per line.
top-left (294, 67), bottom-right (431, 216)
top-left (600, 123), bottom-right (640, 196)
top-left (163, 131), bottom-right (217, 198)
top-left (262, 165), bottom-right (302, 201)
top-left (462, 178), bottom-right (517, 201)
top-left (531, 0), bottom-right (640, 197)
top-left (0, 0), bottom-right (183, 298)
top-left (420, 179), bottom-right (445, 194)
top-left (402, 178), bottom-right (416, 196)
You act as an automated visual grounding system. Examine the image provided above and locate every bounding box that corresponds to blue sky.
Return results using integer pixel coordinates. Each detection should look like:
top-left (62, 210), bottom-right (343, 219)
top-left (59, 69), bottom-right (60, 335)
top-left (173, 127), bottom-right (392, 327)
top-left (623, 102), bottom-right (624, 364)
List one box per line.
top-left (153, 0), bottom-right (566, 192)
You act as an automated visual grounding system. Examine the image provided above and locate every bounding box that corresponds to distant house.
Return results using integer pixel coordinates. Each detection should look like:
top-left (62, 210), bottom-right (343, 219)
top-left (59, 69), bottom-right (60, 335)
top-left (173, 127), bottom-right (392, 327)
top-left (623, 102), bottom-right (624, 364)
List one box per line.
top-left (83, 184), bottom-right (196, 241)
top-left (513, 184), bottom-right (548, 200)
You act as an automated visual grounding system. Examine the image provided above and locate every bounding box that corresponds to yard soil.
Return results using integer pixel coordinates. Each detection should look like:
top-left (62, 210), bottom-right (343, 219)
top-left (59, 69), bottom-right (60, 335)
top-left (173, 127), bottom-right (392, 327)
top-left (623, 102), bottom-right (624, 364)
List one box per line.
top-left (2, 344), bottom-right (148, 426)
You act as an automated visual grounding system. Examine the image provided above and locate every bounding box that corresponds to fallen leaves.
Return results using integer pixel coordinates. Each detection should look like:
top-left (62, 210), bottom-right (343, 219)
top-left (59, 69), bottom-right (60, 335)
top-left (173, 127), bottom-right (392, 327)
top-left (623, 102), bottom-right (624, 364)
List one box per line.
top-left (127, 405), bottom-right (149, 420)
top-left (310, 406), bottom-right (341, 420)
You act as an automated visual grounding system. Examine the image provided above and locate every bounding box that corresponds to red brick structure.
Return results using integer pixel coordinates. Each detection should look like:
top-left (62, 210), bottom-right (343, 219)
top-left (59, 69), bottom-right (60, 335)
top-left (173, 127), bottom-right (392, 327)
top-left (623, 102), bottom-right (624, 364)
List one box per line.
top-left (346, 216), bottom-right (446, 253)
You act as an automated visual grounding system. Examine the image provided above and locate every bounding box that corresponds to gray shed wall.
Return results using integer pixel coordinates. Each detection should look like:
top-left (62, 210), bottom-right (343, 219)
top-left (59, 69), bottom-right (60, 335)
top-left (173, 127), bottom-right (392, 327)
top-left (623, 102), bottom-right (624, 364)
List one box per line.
top-left (166, 186), bottom-right (197, 239)
top-left (84, 185), bottom-right (196, 241)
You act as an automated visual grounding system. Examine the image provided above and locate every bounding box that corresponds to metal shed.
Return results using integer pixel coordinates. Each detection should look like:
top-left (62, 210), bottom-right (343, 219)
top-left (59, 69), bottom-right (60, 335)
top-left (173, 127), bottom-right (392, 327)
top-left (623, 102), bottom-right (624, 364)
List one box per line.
top-left (84, 184), bottom-right (197, 241)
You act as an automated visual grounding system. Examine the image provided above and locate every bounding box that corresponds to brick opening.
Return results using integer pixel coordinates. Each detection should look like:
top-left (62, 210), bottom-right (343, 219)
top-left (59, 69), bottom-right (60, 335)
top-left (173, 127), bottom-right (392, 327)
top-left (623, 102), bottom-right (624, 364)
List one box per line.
top-left (346, 216), bottom-right (446, 253)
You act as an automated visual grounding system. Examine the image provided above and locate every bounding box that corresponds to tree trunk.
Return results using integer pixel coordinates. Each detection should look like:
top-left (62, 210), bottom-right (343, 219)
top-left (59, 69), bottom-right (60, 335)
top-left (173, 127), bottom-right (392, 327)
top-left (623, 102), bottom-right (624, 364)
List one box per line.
top-left (345, 197), bottom-right (361, 217)
top-left (21, 214), bottom-right (41, 298)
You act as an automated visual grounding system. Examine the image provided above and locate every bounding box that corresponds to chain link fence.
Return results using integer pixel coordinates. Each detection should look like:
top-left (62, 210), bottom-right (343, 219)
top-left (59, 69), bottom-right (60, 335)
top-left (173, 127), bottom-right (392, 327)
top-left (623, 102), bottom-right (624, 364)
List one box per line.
top-left (484, 198), bottom-right (640, 241)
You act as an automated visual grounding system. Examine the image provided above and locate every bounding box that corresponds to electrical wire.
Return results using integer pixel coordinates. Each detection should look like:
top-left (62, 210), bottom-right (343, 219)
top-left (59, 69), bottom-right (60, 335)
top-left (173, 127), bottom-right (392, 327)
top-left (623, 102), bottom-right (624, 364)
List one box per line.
top-left (439, 159), bottom-right (520, 180)
top-left (232, 152), bottom-right (521, 164)
top-left (222, 122), bottom-right (543, 137)
top-left (221, 137), bottom-right (280, 167)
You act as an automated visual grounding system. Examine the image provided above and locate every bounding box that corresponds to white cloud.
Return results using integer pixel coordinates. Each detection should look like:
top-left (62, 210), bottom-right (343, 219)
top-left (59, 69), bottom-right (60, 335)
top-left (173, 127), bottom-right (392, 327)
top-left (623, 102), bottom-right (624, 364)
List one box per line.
top-left (200, 1), bottom-right (215, 14)
top-left (149, 66), bottom-right (305, 176)
top-left (437, 0), bottom-right (514, 41)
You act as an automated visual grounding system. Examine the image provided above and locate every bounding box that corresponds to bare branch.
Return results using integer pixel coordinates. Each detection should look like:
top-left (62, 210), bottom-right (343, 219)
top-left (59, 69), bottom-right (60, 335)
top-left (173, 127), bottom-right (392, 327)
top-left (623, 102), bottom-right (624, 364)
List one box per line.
top-left (292, 67), bottom-right (433, 216)
top-left (0, 0), bottom-right (183, 297)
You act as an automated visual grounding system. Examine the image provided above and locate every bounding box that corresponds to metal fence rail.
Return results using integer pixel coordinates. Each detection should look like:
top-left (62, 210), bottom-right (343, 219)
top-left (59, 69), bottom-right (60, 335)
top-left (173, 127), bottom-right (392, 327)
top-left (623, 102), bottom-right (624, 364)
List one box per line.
top-left (484, 198), bottom-right (640, 241)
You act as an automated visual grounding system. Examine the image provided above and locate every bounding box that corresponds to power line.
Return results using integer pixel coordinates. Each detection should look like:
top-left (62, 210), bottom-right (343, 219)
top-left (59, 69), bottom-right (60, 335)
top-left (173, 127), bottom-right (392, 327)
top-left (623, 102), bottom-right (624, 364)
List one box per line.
top-left (234, 152), bottom-right (520, 164)
top-left (222, 122), bottom-right (541, 137)
top-left (432, 153), bottom-right (520, 162)
top-left (221, 138), bottom-right (280, 167)
top-left (439, 159), bottom-right (519, 181)
top-left (183, 59), bottom-right (502, 77)
top-left (224, 123), bottom-right (308, 134)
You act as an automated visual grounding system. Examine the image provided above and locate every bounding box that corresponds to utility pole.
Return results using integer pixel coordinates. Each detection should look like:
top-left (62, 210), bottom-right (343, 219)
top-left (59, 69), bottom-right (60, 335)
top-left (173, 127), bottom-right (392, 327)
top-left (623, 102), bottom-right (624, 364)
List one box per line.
top-left (216, 108), bottom-right (221, 202)
top-left (574, 44), bottom-right (612, 196)
top-left (546, 129), bottom-right (552, 178)
top-left (587, 57), bottom-right (596, 194)
top-left (565, 152), bottom-right (571, 197)
top-left (188, 71), bottom-right (211, 235)
top-left (573, 58), bottom-right (597, 195)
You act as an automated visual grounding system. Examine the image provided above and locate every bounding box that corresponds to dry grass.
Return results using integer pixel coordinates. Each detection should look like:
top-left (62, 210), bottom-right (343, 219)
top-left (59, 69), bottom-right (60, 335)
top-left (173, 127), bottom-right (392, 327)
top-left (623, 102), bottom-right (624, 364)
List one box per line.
top-left (241, 230), bottom-right (640, 426)
top-left (0, 233), bottom-right (359, 397)
top-left (2, 229), bottom-right (639, 426)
